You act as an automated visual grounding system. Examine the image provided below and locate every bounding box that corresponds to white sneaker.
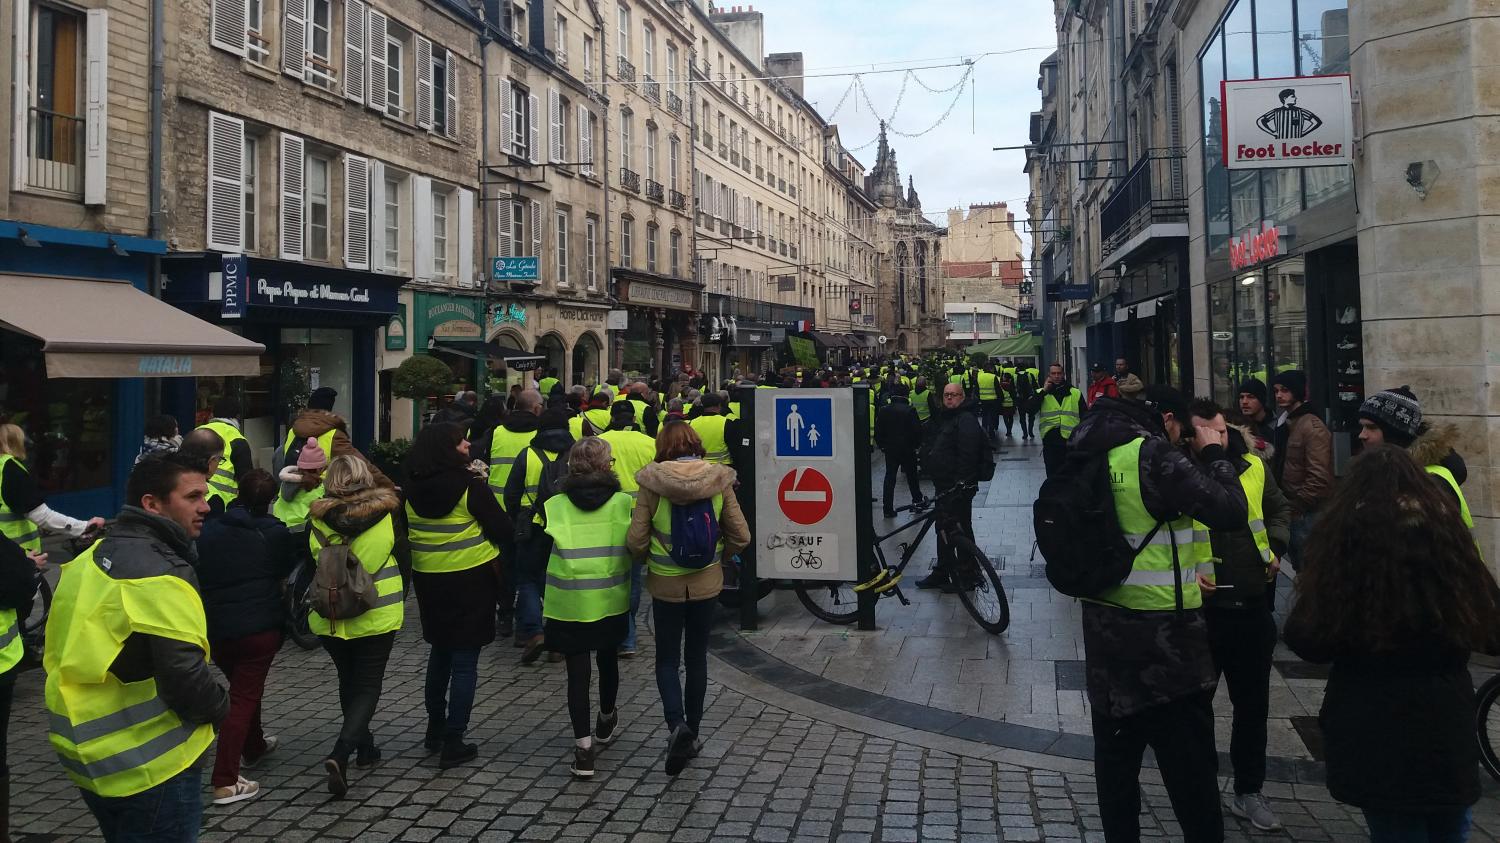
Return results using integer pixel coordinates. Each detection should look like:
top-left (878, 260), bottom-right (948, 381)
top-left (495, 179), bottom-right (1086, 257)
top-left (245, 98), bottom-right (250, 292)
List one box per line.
top-left (211, 776), bottom-right (260, 806)
top-left (1230, 792), bottom-right (1283, 831)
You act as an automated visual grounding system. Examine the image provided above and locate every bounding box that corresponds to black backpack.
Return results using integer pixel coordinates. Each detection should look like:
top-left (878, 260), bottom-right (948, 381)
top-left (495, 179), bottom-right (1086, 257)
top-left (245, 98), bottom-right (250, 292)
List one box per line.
top-left (514, 446), bottom-right (569, 541)
top-left (1033, 449), bottom-right (1163, 598)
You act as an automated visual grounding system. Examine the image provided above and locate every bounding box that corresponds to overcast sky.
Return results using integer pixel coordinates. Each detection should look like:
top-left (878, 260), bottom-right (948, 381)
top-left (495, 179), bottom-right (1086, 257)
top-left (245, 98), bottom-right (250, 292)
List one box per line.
top-left (757, 0), bottom-right (1058, 237)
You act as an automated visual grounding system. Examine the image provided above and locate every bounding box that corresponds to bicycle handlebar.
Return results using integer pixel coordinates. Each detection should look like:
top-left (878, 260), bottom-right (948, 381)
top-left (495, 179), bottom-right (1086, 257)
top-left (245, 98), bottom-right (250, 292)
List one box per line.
top-left (892, 482), bottom-right (978, 516)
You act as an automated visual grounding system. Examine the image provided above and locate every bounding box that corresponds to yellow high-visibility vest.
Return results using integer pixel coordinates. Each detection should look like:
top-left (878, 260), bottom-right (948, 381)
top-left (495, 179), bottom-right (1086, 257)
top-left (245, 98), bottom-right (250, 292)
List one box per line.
top-left (689, 415), bottom-right (732, 465)
top-left (405, 490), bottom-right (499, 574)
top-left (308, 514), bottom-right (405, 639)
top-left (542, 492), bottom-right (635, 622)
top-left (1038, 388), bottom-right (1083, 440)
top-left (198, 420), bottom-right (247, 506)
top-left (488, 427), bottom-right (538, 502)
top-left (0, 454), bottom-right (41, 553)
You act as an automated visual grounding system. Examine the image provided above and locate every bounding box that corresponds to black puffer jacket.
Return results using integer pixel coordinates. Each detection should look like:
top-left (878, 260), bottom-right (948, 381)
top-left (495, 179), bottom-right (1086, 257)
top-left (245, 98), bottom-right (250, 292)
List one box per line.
top-left (875, 397), bottom-right (923, 455)
top-left (1205, 425), bottom-right (1291, 607)
top-left (195, 505), bottom-right (298, 641)
top-left (923, 399), bottom-right (986, 489)
top-left (1068, 397), bottom-right (1248, 718)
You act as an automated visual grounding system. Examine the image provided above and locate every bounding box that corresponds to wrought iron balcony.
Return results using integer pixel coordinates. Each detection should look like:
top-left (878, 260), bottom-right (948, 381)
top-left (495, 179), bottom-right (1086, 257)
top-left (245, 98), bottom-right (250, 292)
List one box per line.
top-left (645, 179), bottom-right (665, 202)
top-left (667, 91), bottom-right (683, 116)
top-left (25, 106), bottom-right (84, 195)
top-left (643, 75), bottom-right (660, 103)
top-left (620, 168), bottom-right (641, 193)
top-left (1100, 149), bottom-right (1188, 262)
top-left (616, 57), bottom-right (636, 83)
top-left (669, 189), bottom-right (687, 210)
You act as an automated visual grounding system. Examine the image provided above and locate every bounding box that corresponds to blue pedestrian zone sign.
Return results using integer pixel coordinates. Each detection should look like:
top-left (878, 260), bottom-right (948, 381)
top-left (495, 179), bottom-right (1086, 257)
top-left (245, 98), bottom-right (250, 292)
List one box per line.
top-left (774, 397), bottom-right (834, 459)
top-left (492, 256), bottom-right (540, 281)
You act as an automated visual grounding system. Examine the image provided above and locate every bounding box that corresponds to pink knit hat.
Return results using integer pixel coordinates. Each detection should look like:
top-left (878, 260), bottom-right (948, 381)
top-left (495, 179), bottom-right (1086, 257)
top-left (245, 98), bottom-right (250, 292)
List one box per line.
top-left (296, 436), bottom-right (328, 470)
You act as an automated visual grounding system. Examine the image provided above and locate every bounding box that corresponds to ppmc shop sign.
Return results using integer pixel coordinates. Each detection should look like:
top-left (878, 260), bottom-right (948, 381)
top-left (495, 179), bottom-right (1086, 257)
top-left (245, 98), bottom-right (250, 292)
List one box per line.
top-left (1222, 75), bottom-right (1353, 170)
top-left (754, 390), bottom-right (856, 582)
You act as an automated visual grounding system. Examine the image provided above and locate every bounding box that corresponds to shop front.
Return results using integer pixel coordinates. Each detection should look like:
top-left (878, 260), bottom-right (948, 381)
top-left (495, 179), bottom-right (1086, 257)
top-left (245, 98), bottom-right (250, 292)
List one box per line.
top-left (1109, 248), bottom-right (1190, 392)
top-left (486, 298), bottom-right (542, 392)
top-left (1197, 0), bottom-right (1360, 450)
top-left (0, 265), bottom-right (263, 516)
top-left (614, 272), bottom-right (702, 380)
top-left (161, 254), bottom-right (403, 463)
top-left (538, 302), bottom-right (609, 387)
top-left (414, 290), bottom-right (487, 389)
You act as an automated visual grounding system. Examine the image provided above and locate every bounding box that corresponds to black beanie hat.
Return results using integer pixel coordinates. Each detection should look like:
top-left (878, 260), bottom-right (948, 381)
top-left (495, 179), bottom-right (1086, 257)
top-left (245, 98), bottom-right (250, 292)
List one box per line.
top-left (1271, 370), bottom-right (1307, 403)
top-left (1359, 386), bottom-right (1422, 446)
top-left (1237, 379), bottom-right (1268, 405)
top-left (308, 386), bottom-right (338, 411)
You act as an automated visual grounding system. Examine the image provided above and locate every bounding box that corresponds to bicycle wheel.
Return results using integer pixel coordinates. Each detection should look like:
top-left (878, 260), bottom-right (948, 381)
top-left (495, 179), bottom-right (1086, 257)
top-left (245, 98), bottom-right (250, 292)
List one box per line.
top-left (794, 580), bottom-right (860, 625)
top-left (950, 534), bottom-right (1010, 634)
top-left (1476, 674), bottom-right (1500, 781)
top-left (285, 565), bottom-right (320, 650)
top-left (20, 574), bottom-right (51, 636)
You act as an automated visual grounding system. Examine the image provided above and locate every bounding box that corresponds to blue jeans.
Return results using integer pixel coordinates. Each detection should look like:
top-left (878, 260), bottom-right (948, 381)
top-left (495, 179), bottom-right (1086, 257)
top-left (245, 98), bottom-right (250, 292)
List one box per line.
top-left (653, 597), bottom-right (716, 733)
top-left (621, 564), bottom-right (646, 652)
top-left (515, 534), bottom-right (551, 639)
top-left (1364, 808), bottom-right (1472, 843)
top-left (81, 765), bottom-right (202, 843)
top-left (425, 646), bottom-right (480, 740)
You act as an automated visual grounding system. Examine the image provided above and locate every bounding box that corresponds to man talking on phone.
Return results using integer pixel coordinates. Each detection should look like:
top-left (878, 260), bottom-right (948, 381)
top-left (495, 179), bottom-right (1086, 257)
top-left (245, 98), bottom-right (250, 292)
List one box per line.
top-left (1188, 399), bottom-right (1291, 833)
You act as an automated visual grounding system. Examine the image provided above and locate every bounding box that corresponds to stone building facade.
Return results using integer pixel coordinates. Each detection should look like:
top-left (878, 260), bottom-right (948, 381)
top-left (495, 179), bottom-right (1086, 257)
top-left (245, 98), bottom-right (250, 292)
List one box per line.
top-left (865, 126), bottom-right (945, 354)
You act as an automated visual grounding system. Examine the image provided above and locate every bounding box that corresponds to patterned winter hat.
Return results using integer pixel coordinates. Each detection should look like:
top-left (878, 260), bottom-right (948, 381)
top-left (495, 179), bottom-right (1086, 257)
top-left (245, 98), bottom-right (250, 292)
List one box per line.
top-left (1359, 386), bottom-right (1422, 444)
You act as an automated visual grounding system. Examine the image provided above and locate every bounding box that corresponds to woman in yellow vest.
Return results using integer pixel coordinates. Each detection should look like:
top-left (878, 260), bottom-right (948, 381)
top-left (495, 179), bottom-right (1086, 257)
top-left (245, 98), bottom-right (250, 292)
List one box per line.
top-left (541, 437), bottom-right (635, 779)
top-left (0, 423), bottom-right (104, 554)
top-left (627, 423), bottom-right (750, 776)
top-left (0, 533), bottom-right (41, 840)
top-left (306, 456), bottom-right (404, 799)
top-left (402, 423), bottom-right (509, 770)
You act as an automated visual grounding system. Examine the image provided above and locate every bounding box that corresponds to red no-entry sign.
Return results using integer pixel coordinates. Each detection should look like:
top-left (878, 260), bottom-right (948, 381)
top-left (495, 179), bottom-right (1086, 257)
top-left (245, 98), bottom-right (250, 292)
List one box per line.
top-left (777, 467), bottom-right (834, 525)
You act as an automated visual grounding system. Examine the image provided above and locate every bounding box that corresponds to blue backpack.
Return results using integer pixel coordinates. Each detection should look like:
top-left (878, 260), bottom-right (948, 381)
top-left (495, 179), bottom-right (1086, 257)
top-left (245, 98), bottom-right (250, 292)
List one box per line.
top-left (668, 498), bottom-right (721, 568)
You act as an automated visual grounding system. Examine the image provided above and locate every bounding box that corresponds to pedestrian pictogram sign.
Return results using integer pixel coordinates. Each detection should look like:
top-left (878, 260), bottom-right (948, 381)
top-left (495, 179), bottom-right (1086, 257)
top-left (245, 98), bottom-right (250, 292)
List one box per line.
top-left (774, 397), bottom-right (834, 459)
top-left (777, 468), bottom-right (833, 525)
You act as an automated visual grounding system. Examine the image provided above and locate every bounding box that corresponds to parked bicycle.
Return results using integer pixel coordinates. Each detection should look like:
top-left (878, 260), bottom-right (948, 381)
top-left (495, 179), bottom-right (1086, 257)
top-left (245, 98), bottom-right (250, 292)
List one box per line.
top-left (283, 556), bottom-right (318, 650)
top-left (20, 528), bottom-right (105, 662)
top-left (1475, 671), bottom-right (1500, 781)
top-left (794, 483), bottom-right (1010, 634)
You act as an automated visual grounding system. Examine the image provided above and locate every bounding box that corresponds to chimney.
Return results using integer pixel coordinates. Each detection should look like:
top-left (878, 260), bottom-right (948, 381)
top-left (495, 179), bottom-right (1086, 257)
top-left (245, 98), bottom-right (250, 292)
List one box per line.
top-left (765, 52), bottom-right (804, 97)
top-left (947, 208), bottom-right (964, 228)
top-left (1008, 211), bottom-right (1016, 230)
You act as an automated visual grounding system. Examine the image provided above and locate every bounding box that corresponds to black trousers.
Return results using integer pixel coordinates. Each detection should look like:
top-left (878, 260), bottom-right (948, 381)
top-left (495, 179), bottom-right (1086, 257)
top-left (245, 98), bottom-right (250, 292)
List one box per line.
top-left (566, 650), bottom-right (620, 739)
top-left (980, 401), bottom-right (1001, 438)
top-left (881, 449), bottom-right (922, 513)
top-left (1020, 410), bottom-right (1037, 438)
top-left (1205, 605), bottom-right (1277, 795)
top-left (321, 631), bottom-right (396, 764)
top-left (1042, 430), bottom-right (1068, 476)
top-left (933, 486), bottom-right (975, 575)
top-left (1092, 690), bottom-right (1223, 843)
top-left (1001, 406), bottom-right (1015, 436)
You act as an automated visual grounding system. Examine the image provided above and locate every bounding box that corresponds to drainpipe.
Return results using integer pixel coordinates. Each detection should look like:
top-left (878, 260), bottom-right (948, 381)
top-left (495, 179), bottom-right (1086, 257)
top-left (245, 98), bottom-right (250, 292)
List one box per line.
top-left (146, 0), bottom-right (165, 416)
top-left (476, 2), bottom-right (491, 394)
top-left (598, 15), bottom-right (613, 371)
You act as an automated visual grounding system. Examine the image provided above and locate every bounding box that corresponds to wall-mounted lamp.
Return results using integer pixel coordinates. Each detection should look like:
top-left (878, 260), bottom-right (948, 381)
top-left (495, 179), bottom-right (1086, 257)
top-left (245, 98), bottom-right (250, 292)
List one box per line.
top-left (108, 237), bottom-right (129, 257)
top-left (1406, 160), bottom-right (1440, 200)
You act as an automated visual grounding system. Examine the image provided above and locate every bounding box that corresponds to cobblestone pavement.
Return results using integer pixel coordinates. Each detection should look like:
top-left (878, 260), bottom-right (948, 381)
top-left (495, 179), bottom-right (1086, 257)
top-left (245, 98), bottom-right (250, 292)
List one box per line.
top-left (6, 438), bottom-right (1498, 841)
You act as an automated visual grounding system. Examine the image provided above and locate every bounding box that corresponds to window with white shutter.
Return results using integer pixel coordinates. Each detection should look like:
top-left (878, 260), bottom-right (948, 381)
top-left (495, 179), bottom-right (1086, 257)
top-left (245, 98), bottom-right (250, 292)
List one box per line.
top-left (414, 36), bottom-right (433, 129)
top-left (457, 187), bottom-right (474, 287)
top-left (585, 216), bottom-right (598, 289)
top-left (344, 0), bottom-right (366, 104)
top-left (497, 194), bottom-right (513, 257)
top-left (83, 9), bottom-right (108, 206)
top-left (530, 199), bottom-right (543, 263)
top-left (527, 93), bottom-right (539, 164)
top-left (282, 0), bottom-right (307, 77)
top-left (366, 9), bottom-right (387, 112)
top-left (548, 88), bottom-right (562, 163)
top-left (210, 0), bottom-right (248, 56)
top-left (368, 159), bottom-right (386, 270)
top-left (206, 112), bottom-right (246, 252)
top-left (412, 175), bottom-right (433, 280)
top-left (344, 153), bottom-right (369, 269)
top-left (499, 79), bottom-right (514, 155)
top-left (576, 104), bottom-right (591, 175)
top-left (278, 133), bottom-right (306, 259)
top-left (444, 49), bottom-right (458, 140)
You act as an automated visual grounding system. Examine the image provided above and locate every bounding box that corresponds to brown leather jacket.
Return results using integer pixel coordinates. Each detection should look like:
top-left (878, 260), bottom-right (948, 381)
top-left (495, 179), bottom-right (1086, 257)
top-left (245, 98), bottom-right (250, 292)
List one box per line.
top-left (1274, 405), bottom-right (1333, 518)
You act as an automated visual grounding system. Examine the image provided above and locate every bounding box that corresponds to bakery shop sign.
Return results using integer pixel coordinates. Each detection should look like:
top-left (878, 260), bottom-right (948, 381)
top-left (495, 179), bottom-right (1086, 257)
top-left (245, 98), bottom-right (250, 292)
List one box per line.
top-left (1222, 75), bottom-right (1353, 170)
top-left (1229, 221), bottom-right (1286, 271)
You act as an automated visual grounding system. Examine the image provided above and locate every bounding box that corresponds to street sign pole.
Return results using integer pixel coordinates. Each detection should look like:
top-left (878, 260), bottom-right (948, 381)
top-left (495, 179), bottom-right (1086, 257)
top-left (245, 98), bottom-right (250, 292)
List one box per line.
top-left (852, 384), bottom-right (877, 631)
top-left (738, 385), bottom-right (759, 632)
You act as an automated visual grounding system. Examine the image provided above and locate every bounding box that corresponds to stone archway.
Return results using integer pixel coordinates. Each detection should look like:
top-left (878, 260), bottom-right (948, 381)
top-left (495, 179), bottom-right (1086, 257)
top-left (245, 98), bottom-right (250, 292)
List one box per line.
top-left (571, 332), bottom-right (603, 387)
top-left (535, 333), bottom-right (567, 384)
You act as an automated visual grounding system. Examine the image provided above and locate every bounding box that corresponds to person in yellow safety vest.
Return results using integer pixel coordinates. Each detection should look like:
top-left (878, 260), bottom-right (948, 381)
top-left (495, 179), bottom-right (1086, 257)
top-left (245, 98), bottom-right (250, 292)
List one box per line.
top-left (910, 378), bottom-right (934, 425)
top-left (275, 437), bottom-right (330, 536)
top-left (975, 365), bottom-right (1002, 443)
top-left (627, 423), bottom-right (751, 776)
top-left (687, 394), bottom-right (734, 465)
top-left (1067, 385), bottom-right (1249, 842)
top-left (180, 427), bottom-right (235, 515)
top-left (538, 438), bottom-right (636, 779)
top-left (569, 389), bottom-right (616, 440)
top-left (478, 388), bottom-right (542, 641)
top-left (282, 387), bottom-right (395, 489)
top-left (304, 455), bottom-right (404, 799)
top-left (1188, 401), bottom-right (1291, 832)
top-left (1017, 365), bottom-right (1042, 441)
top-left (402, 423), bottom-right (509, 771)
top-left (0, 424), bottom-right (104, 554)
top-left (598, 402), bottom-right (657, 657)
top-left (537, 369), bottom-right (561, 401)
top-left (0, 532), bottom-right (42, 838)
top-left (46, 453), bottom-right (230, 836)
top-left (195, 396), bottom-right (254, 510)
top-left (998, 369), bottom-right (1018, 440)
top-left (622, 384), bottom-right (659, 436)
top-left (504, 408), bottom-right (577, 663)
top-left (1038, 363), bottom-right (1084, 477)
top-left (1357, 387), bottom-right (1480, 534)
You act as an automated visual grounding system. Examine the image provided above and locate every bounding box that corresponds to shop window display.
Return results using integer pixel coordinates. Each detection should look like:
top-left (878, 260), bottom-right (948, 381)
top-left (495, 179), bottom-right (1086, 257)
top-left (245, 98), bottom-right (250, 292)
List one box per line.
top-left (0, 334), bottom-right (111, 495)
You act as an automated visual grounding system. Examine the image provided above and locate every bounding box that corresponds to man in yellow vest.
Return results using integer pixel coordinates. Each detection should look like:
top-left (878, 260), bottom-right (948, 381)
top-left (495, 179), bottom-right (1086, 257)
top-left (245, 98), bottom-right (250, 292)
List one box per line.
top-left (1038, 363), bottom-right (1084, 477)
top-left (687, 395), bottom-right (734, 466)
top-left (503, 408), bottom-right (575, 662)
top-left (1358, 386), bottom-right (1476, 528)
top-left (599, 402), bottom-right (657, 657)
top-left (1190, 399), bottom-right (1290, 833)
top-left (975, 363), bottom-right (1002, 444)
top-left (195, 396), bottom-right (253, 508)
top-left (47, 453), bottom-right (229, 838)
top-left (1018, 364), bottom-right (1042, 441)
top-left (1068, 385), bottom-right (1248, 842)
top-left (477, 388), bottom-right (542, 641)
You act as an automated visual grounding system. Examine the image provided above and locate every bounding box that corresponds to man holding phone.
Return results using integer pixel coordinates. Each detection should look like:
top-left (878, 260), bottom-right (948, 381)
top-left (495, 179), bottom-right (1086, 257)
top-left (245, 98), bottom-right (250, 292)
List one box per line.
top-left (1189, 399), bottom-right (1290, 833)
